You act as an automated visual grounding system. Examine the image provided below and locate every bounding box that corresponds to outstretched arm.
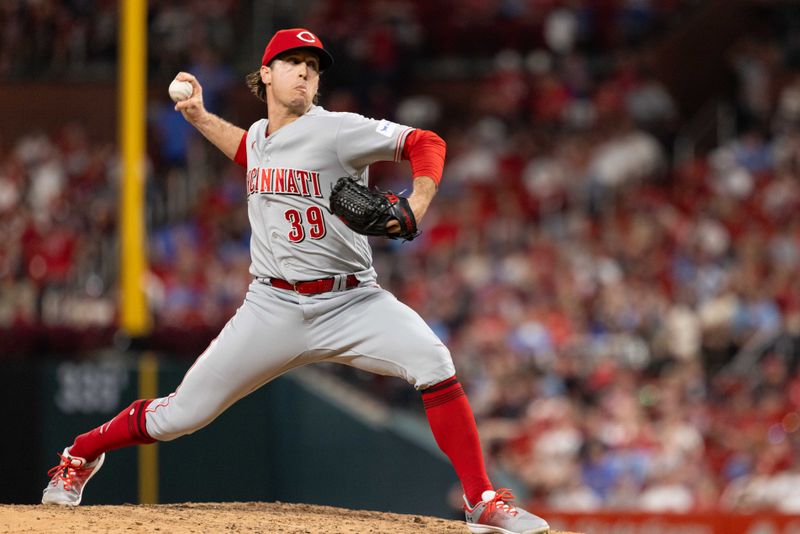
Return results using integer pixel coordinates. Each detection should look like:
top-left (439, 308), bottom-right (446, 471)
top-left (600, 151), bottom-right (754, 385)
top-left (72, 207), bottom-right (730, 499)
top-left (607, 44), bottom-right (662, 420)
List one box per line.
top-left (173, 71), bottom-right (246, 161)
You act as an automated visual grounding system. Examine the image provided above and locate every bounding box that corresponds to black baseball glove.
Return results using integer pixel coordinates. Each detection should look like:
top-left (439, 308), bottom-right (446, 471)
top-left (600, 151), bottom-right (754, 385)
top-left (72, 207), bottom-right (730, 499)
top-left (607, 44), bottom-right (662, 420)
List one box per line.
top-left (329, 176), bottom-right (419, 241)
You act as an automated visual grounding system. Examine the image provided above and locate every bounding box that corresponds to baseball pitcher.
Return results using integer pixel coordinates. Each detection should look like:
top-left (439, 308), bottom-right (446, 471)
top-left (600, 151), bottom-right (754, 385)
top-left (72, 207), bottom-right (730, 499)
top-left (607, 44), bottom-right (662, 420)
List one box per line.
top-left (41, 28), bottom-right (550, 534)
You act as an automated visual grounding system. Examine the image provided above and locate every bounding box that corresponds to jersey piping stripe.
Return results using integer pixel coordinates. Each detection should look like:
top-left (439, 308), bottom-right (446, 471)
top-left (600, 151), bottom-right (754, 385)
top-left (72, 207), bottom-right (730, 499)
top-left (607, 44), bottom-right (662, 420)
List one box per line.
top-left (394, 127), bottom-right (414, 162)
top-left (146, 391), bottom-right (177, 414)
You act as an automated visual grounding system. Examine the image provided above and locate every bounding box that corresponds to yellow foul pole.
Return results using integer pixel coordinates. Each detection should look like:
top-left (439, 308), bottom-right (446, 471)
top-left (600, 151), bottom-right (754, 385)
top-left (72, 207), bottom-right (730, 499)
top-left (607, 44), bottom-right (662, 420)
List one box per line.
top-left (119, 0), bottom-right (151, 336)
top-left (120, 0), bottom-right (158, 503)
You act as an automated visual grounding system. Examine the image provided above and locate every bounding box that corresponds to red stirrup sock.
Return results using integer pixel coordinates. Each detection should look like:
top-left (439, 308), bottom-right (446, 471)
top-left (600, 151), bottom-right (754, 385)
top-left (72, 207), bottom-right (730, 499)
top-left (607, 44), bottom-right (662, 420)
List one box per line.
top-left (68, 399), bottom-right (156, 462)
top-left (422, 377), bottom-right (492, 505)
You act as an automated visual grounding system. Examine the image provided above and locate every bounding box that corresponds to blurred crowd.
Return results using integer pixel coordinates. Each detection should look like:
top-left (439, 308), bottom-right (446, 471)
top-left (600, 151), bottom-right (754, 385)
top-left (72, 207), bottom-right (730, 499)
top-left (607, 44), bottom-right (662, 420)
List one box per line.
top-left (3, 0), bottom-right (800, 515)
top-left (0, 0), bottom-right (241, 80)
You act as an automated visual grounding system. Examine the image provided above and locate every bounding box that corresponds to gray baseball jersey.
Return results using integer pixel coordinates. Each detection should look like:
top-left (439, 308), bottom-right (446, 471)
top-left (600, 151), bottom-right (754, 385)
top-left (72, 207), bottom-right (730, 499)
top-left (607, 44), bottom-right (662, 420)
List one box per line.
top-left (143, 106), bottom-right (455, 441)
top-left (244, 105), bottom-right (413, 283)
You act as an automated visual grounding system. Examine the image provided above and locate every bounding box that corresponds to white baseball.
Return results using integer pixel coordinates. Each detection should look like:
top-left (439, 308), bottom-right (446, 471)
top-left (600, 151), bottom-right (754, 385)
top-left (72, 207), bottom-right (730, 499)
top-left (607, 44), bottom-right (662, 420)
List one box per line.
top-left (168, 79), bottom-right (193, 102)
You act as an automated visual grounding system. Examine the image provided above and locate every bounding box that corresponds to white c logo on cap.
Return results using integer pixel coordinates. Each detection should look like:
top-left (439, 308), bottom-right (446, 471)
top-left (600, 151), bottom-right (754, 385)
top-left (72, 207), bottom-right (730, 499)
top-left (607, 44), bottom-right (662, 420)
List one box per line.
top-left (296, 31), bottom-right (316, 43)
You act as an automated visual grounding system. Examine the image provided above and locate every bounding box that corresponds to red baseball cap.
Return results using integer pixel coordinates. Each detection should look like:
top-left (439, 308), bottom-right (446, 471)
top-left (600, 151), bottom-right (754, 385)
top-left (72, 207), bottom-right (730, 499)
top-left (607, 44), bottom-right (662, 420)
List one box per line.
top-left (261, 28), bottom-right (333, 71)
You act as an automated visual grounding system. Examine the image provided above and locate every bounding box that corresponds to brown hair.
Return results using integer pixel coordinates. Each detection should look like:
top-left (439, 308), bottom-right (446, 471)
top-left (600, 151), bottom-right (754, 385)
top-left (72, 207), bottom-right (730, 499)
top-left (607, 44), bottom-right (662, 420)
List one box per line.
top-left (246, 70), bottom-right (267, 102)
top-left (245, 68), bottom-right (320, 104)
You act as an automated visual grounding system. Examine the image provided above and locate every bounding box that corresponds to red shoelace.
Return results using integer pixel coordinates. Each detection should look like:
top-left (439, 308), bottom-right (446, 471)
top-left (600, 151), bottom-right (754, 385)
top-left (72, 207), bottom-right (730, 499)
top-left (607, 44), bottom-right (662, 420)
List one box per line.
top-left (489, 488), bottom-right (519, 516)
top-left (47, 452), bottom-right (79, 491)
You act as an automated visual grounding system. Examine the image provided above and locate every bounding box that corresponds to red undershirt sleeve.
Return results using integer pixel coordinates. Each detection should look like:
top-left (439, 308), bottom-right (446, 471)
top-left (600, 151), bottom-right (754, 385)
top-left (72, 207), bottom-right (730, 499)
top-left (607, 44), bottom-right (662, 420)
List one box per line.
top-left (234, 132), bottom-right (247, 168)
top-left (401, 129), bottom-right (446, 186)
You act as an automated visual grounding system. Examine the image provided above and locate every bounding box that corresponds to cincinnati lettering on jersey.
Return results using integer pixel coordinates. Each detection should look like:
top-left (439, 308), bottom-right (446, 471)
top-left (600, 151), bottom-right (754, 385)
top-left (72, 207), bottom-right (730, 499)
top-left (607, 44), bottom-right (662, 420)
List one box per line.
top-left (246, 167), bottom-right (323, 198)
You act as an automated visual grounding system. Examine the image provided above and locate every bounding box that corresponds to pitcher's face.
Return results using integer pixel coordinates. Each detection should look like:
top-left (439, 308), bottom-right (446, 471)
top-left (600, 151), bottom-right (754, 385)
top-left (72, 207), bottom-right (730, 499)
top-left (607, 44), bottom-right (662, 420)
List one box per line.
top-left (262, 50), bottom-right (321, 116)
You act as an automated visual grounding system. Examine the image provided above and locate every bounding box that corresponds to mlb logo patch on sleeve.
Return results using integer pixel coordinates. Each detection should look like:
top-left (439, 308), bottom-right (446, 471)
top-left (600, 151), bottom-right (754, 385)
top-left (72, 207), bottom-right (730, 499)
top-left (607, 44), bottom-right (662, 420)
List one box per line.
top-left (376, 120), bottom-right (397, 137)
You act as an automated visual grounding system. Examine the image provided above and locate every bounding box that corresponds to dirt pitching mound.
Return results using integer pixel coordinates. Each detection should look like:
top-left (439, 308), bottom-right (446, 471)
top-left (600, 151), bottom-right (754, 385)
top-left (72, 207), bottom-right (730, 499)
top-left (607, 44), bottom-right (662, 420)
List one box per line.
top-left (1, 501), bottom-right (582, 533)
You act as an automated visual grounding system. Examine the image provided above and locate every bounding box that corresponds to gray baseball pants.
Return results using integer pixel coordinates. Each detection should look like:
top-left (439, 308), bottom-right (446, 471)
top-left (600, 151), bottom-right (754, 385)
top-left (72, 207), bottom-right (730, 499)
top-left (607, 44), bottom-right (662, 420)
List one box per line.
top-left (143, 280), bottom-right (455, 441)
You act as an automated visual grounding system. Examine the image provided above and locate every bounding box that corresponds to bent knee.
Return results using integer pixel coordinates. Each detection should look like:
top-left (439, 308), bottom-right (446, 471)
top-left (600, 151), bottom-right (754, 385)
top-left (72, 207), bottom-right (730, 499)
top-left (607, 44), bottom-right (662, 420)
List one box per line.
top-left (409, 346), bottom-right (455, 390)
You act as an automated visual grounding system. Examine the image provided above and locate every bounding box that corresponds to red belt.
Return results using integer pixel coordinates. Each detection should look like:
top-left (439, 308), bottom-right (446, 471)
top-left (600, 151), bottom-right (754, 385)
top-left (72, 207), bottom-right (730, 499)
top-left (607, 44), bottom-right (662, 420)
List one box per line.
top-left (269, 274), bottom-right (359, 294)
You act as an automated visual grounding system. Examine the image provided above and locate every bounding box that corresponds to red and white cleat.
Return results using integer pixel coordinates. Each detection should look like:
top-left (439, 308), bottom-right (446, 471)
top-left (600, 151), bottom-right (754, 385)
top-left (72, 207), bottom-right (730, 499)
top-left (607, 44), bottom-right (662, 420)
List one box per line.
top-left (464, 489), bottom-right (550, 534)
top-left (41, 448), bottom-right (105, 506)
